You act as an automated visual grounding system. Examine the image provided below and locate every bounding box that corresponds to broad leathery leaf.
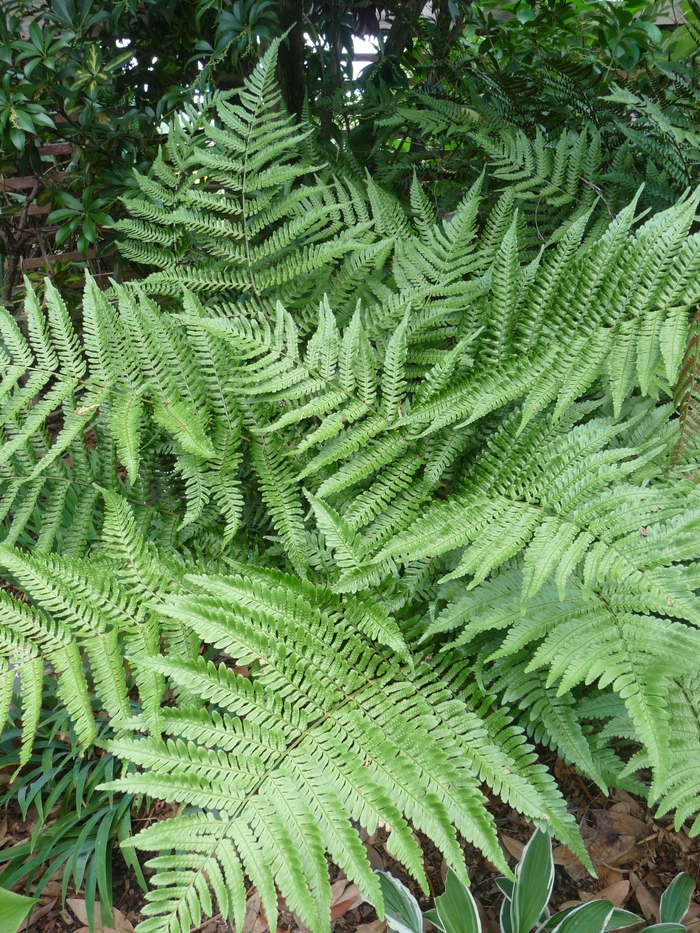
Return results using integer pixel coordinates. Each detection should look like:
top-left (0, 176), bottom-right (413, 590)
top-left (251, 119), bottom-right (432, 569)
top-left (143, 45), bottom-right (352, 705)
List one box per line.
top-left (644, 926), bottom-right (686, 933)
top-left (435, 869), bottom-right (481, 933)
top-left (543, 907), bottom-right (578, 931)
top-left (550, 901), bottom-right (614, 933)
top-left (375, 871), bottom-right (423, 933)
top-left (659, 873), bottom-right (694, 924)
top-left (606, 909), bottom-right (642, 930)
top-left (510, 829), bottom-right (555, 933)
top-left (496, 877), bottom-right (515, 899)
top-left (502, 896), bottom-right (514, 933)
top-left (541, 895), bottom-right (638, 931)
top-left (0, 887), bottom-right (39, 933)
top-left (424, 909), bottom-right (446, 932)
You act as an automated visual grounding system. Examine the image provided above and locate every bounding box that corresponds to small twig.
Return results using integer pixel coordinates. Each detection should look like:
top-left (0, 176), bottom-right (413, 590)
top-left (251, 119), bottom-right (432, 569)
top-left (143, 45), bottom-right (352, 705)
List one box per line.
top-left (189, 913), bottom-right (222, 933)
top-left (579, 175), bottom-right (614, 219)
top-left (574, 775), bottom-right (596, 802)
top-left (38, 230), bottom-right (52, 275)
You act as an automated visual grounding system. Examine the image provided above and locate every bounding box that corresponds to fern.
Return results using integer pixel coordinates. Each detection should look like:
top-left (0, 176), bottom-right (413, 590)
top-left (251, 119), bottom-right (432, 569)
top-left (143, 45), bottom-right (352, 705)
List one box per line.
top-left (114, 42), bottom-right (373, 317)
top-left (3, 41), bottom-right (700, 933)
top-left (105, 560), bottom-right (593, 928)
top-left (673, 307), bottom-right (700, 464)
top-left (359, 52), bottom-right (700, 218)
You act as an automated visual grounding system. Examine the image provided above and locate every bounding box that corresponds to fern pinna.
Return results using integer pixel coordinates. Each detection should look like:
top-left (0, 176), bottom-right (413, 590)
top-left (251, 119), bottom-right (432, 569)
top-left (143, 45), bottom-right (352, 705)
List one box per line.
top-left (3, 40), bottom-right (700, 933)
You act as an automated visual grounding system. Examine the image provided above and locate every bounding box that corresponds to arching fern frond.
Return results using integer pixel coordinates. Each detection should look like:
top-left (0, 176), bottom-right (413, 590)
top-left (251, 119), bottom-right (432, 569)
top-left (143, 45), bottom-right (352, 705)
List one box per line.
top-left (98, 566), bottom-right (587, 933)
top-left (114, 41), bottom-right (375, 317)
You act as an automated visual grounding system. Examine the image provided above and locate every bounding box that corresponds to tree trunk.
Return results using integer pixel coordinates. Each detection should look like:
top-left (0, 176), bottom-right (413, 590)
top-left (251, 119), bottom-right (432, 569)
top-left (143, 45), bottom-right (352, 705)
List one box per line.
top-left (384, 0), bottom-right (424, 59)
top-left (277, 0), bottom-right (306, 120)
top-left (429, 0), bottom-right (462, 86)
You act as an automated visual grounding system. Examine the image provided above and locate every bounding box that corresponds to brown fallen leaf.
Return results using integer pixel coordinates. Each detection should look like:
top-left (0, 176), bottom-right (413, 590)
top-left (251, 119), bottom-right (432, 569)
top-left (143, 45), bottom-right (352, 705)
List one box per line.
top-left (643, 872), bottom-right (664, 894)
top-left (610, 802), bottom-right (633, 816)
top-left (556, 809), bottom-right (641, 885)
top-left (242, 892), bottom-right (269, 933)
top-left (355, 922), bottom-right (387, 933)
top-left (27, 896), bottom-right (57, 926)
top-left (604, 811), bottom-right (648, 840)
top-left (629, 872), bottom-right (659, 922)
top-left (553, 845), bottom-right (582, 867)
top-left (364, 843), bottom-right (385, 872)
top-left (553, 844), bottom-right (588, 885)
top-left (560, 901), bottom-right (585, 911)
top-left (67, 899), bottom-right (91, 926)
top-left (554, 759), bottom-right (570, 781)
top-left (482, 906), bottom-right (502, 933)
top-left (330, 883), bottom-right (364, 919)
top-left (65, 900), bottom-right (136, 933)
top-left (598, 867), bottom-right (625, 887)
top-left (111, 908), bottom-right (135, 933)
top-left (596, 880), bottom-right (630, 908)
top-left (330, 879), bottom-right (350, 903)
top-left (476, 897), bottom-right (498, 933)
top-left (611, 791), bottom-right (644, 818)
top-left (34, 879), bottom-right (62, 898)
top-left (581, 811), bottom-right (639, 870)
top-left (501, 835), bottom-right (525, 860)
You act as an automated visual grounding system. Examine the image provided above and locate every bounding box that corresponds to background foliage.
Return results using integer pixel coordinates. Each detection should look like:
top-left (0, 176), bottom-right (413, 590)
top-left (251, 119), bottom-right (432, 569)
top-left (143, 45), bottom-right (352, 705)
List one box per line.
top-left (2, 0), bottom-right (700, 300)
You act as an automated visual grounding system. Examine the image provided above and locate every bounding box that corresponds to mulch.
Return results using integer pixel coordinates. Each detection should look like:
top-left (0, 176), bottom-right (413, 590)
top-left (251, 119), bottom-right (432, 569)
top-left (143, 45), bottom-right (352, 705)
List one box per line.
top-left (7, 756), bottom-right (700, 933)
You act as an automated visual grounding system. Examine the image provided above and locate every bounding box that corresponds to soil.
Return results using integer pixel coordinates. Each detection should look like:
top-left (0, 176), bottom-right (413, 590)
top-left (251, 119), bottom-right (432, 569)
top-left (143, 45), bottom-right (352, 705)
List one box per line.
top-left (8, 757), bottom-right (700, 933)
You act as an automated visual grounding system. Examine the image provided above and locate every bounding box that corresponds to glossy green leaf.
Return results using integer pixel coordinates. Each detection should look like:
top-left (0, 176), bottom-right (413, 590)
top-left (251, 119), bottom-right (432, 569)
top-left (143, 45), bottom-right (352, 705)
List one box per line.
top-left (10, 127), bottom-right (25, 148)
top-left (424, 909), bottom-right (446, 932)
top-left (659, 874), bottom-right (694, 924)
top-left (643, 925), bottom-right (686, 933)
top-left (606, 908), bottom-right (642, 930)
top-left (0, 887), bottom-right (39, 933)
top-left (550, 901), bottom-right (614, 933)
top-left (510, 830), bottom-right (555, 933)
top-left (497, 877), bottom-right (515, 900)
top-left (544, 906), bottom-right (578, 931)
top-left (375, 871), bottom-right (423, 933)
top-left (13, 109), bottom-right (35, 133)
top-left (502, 895), bottom-right (514, 933)
top-left (54, 192), bottom-right (85, 211)
top-left (47, 208), bottom-right (79, 223)
top-left (54, 223), bottom-right (74, 246)
top-left (435, 869), bottom-right (481, 933)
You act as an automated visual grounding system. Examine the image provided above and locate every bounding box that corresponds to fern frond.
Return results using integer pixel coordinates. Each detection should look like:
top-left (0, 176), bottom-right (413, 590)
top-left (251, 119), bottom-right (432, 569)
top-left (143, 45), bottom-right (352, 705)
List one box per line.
top-left (673, 307), bottom-right (700, 463)
top-left (93, 565), bottom-right (592, 933)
